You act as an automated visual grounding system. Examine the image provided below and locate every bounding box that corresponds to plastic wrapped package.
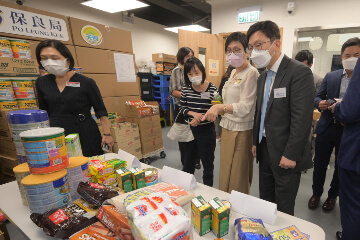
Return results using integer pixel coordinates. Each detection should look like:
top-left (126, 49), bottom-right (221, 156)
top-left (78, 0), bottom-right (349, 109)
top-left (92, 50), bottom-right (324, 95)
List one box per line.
top-left (70, 221), bottom-right (121, 240)
top-left (77, 182), bottom-right (120, 206)
top-left (126, 193), bottom-right (192, 240)
top-left (234, 218), bottom-right (273, 240)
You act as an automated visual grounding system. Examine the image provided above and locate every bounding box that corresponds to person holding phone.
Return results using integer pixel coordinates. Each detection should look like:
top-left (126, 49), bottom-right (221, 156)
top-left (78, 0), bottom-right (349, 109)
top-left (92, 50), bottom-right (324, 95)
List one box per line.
top-left (309, 37), bottom-right (360, 211)
top-left (35, 39), bottom-right (114, 157)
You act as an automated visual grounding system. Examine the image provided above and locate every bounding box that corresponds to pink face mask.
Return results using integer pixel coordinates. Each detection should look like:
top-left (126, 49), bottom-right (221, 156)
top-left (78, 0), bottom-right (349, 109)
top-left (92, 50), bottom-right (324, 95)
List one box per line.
top-left (227, 53), bottom-right (245, 68)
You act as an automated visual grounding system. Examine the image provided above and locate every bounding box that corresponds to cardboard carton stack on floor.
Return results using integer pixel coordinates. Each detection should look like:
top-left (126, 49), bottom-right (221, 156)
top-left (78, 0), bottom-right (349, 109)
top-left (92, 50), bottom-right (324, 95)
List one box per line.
top-left (125, 102), bottom-right (163, 156)
top-left (110, 123), bottom-right (142, 160)
top-left (69, 17), bottom-right (141, 117)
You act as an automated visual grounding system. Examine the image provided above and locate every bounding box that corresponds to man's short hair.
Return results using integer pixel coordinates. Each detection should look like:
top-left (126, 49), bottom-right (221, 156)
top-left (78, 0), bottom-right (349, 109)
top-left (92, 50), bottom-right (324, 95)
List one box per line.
top-left (295, 50), bottom-right (313, 66)
top-left (247, 20), bottom-right (281, 42)
top-left (341, 37), bottom-right (360, 55)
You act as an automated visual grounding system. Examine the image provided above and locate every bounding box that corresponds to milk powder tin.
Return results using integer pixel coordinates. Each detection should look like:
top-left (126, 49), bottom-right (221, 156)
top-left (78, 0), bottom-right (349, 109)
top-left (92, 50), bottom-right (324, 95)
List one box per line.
top-left (10, 39), bottom-right (31, 59)
top-left (13, 163), bottom-right (30, 206)
top-left (17, 98), bottom-right (37, 109)
top-left (66, 156), bottom-right (89, 180)
top-left (20, 128), bottom-right (70, 174)
top-left (0, 37), bottom-right (13, 58)
top-left (0, 78), bottom-right (15, 100)
top-left (0, 100), bottom-right (18, 110)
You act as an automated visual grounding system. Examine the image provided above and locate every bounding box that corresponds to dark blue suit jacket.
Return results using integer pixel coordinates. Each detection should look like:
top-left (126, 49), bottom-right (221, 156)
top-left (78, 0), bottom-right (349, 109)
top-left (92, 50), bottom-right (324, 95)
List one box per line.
top-left (334, 58), bottom-right (360, 173)
top-left (314, 69), bottom-right (343, 135)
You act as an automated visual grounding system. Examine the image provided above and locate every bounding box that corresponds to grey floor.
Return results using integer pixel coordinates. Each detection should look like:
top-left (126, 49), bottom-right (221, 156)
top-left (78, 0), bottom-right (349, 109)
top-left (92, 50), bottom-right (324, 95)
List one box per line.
top-left (5, 126), bottom-right (341, 240)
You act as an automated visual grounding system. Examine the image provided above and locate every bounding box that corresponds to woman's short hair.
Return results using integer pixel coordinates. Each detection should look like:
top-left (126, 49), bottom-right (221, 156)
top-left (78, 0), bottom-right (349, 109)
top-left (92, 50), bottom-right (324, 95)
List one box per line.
top-left (176, 47), bottom-right (194, 65)
top-left (36, 39), bottom-right (75, 70)
top-left (225, 32), bottom-right (249, 52)
top-left (184, 57), bottom-right (206, 86)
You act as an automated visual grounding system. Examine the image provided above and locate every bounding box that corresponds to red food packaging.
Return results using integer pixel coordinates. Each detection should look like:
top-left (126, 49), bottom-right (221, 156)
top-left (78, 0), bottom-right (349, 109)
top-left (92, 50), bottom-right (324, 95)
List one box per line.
top-left (70, 221), bottom-right (120, 240)
top-left (97, 205), bottom-right (134, 240)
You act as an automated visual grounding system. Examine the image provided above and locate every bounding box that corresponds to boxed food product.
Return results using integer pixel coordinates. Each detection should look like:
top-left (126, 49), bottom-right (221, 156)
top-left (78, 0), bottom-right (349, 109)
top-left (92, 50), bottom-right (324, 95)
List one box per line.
top-left (89, 159), bottom-right (126, 179)
top-left (97, 205), bottom-right (133, 240)
top-left (70, 221), bottom-right (121, 240)
top-left (234, 218), bottom-right (272, 240)
top-left (65, 133), bottom-right (83, 157)
top-left (209, 197), bottom-right (230, 238)
top-left (130, 167), bottom-right (146, 190)
top-left (116, 168), bottom-right (133, 193)
top-left (77, 182), bottom-right (120, 206)
top-left (191, 196), bottom-right (211, 236)
top-left (30, 198), bottom-right (99, 239)
top-left (92, 173), bottom-right (117, 186)
top-left (126, 193), bottom-right (191, 240)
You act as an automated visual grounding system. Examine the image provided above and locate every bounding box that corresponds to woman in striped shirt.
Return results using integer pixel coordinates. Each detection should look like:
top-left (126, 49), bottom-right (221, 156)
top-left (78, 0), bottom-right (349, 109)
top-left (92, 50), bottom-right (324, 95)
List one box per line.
top-left (180, 57), bottom-right (218, 186)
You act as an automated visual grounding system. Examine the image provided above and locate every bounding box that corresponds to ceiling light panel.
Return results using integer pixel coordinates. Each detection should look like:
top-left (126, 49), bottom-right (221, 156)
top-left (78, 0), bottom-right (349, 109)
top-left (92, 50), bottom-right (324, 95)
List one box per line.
top-left (82, 0), bottom-right (149, 13)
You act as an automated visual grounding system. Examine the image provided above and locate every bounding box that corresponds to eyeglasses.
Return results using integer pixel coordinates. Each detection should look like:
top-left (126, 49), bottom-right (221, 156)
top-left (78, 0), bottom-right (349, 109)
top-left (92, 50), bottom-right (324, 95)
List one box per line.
top-left (226, 48), bottom-right (245, 56)
top-left (249, 41), bottom-right (271, 51)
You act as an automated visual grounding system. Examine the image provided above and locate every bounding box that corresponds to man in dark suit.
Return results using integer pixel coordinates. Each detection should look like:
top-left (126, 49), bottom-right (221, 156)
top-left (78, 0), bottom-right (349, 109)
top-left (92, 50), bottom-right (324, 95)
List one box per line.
top-left (329, 57), bottom-right (360, 240)
top-left (248, 21), bottom-right (314, 216)
top-left (308, 38), bottom-right (360, 212)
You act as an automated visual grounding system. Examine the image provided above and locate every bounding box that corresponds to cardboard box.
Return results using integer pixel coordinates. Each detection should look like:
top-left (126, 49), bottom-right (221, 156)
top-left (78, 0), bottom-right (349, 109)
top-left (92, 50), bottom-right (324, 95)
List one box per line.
top-left (104, 26), bottom-right (133, 53)
top-left (0, 155), bottom-right (18, 177)
top-left (0, 58), bottom-right (40, 77)
top-left (152, 53), bottom-right (177, 64)
top-left (110, 123), bottom-right (139, 141)
top-left (126, 114), bottom-right (161, 129)
top-left (209, 197), bottom-right (230, 238)
top-left (0, 0), bottom-right (73, 45)
top-left (191, 196), bottom-right (212, 236)
top-left (125, 104), bottom-right (157, 118)
top-left (75, 46), bottom-right (115, 74)
top-left (140, 135), bottom-right (163, 154)
top-left (103, 96), bottom-right (141, 117)
top-left (69, 17), bottom-right (107, 49)
top-left (84, 74), bottom-right (140, 97)
top-left (156, 62), bottom-right (175, 75)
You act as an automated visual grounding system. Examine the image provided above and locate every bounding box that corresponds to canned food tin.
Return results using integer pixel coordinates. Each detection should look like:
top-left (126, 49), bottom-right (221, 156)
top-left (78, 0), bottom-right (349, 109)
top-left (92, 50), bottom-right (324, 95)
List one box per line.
top-left (143, 168), bottom-right (159, 186)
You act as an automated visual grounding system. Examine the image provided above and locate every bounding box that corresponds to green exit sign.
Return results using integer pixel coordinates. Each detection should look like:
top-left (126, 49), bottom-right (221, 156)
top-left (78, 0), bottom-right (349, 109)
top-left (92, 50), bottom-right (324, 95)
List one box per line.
top-left (238, 11), bottom-right (260, 24)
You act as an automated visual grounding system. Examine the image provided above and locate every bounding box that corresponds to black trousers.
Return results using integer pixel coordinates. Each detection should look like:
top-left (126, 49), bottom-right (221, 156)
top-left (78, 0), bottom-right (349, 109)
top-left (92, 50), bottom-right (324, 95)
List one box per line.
top-left (312, 123), bottom-right (343, 198)
top-left (182, 123), bottom-right (216, 186)
top-left (174, 104), bottom-right (200, 166)
top-left (339, 167), bottom-right (360, 240)
top-left (258, 138), bottom-right (301, 216)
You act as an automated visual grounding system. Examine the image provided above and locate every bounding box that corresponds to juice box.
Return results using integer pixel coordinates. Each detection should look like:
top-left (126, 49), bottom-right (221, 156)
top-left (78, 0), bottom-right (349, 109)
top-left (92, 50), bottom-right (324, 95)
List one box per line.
top-left (209, 197), bottom-right (230, 238)
top-left (191, 196), bottom-right (211, 236)
top-left (116, 168), bottom-right (133, 193)
top-left (65, 133), bottom-right (82, 157)
top-left (129, 167), bottom-right (146, 189)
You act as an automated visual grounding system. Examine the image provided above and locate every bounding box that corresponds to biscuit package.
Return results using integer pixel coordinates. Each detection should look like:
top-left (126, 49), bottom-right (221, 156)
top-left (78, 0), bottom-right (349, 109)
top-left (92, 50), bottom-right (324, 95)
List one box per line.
top-left (234, 218), bottom-right (273, 240)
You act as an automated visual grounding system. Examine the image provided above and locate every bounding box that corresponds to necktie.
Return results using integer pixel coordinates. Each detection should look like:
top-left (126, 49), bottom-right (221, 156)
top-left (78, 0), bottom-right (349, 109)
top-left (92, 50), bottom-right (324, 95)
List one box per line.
top-left (259, 70), bottom-right (274, 143)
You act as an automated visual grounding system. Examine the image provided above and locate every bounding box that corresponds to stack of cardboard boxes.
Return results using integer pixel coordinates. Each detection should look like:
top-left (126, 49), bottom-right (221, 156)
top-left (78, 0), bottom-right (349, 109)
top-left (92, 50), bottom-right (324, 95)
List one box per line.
top-left (111, 123), bottom-right (142, 160)
top-left (126, 102), bottom-right (163, 156)
top-left (152, 53), bottom-right (177, 75)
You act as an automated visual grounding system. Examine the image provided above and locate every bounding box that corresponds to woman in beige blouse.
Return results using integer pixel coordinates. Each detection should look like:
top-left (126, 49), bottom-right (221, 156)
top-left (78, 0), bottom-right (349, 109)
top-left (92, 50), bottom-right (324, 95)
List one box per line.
top-left (202, 32), bottom-right (259, 194)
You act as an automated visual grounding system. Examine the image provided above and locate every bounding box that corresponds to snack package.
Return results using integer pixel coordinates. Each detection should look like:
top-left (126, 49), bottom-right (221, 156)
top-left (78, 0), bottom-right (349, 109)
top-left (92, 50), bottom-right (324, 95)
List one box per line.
top-left (109, 182), bottom-right (195, 213)
top-left (77, 182), bottom-right (120, 206)
top-left (70, 221), bottom-right (121, 240)
top-left (30, 198), bottom-right (99, 239)
top-left (97, 205), bottom-right (134, 240)
top-left (138, 107), bottom-right (153, 116)
top-left (92, 173), bottom-right (117, 186)
top-left (234, 218), bottom-right (273, 240)
top-left (89, 159), bottom-right (126, 179)
top-left (126, 100), bottom-right (147, 108)
top-left (130, 167), bottom-right (146, 190)
top-left (116, 168), bottom-right (134, 193)
top-left (126, 193), bottom-right (191, 240)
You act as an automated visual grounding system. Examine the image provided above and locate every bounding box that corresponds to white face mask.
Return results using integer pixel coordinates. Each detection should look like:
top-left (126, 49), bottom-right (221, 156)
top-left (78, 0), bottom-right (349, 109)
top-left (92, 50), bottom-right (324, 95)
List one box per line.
top-left (250, 42), bottom-right (275, 68)
top-left (342, 57), bottom-right (358, 71)
top-left (189, 75), bottom-right (202, 85)
top-left (41, 59), bottom-right (69, 76)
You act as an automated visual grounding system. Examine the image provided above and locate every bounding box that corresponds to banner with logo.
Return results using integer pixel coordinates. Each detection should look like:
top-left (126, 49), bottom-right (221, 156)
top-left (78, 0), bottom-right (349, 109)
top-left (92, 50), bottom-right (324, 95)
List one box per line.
top-left (0, 5), bottom-right (69, 41)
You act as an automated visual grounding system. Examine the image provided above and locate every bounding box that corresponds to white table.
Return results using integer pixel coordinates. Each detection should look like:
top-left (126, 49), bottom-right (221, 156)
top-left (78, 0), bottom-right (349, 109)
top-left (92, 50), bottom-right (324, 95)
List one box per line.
top-left (0, 164), bottom-right (325, 240)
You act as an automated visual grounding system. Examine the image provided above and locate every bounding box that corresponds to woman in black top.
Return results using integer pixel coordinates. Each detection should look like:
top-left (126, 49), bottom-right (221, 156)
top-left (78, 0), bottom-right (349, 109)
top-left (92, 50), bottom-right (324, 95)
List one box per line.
top-left (35, 40), bottom-right (114, 157)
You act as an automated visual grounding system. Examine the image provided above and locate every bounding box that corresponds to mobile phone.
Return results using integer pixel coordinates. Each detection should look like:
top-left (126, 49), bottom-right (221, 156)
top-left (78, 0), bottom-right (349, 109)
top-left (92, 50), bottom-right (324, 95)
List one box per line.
top-left (102, 143), bottom-right (111, 153)
top-left (326, 99), bottom-right (337, 105)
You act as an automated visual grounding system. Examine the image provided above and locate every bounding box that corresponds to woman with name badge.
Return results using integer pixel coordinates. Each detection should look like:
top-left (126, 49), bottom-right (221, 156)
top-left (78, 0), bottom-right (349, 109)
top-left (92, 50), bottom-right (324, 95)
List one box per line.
top-left (35, 39), bottom-right (114, 157)
top-left (180, 57), bottom-right (218, 187)
top-left (202, 32), bottom-right (259, 194)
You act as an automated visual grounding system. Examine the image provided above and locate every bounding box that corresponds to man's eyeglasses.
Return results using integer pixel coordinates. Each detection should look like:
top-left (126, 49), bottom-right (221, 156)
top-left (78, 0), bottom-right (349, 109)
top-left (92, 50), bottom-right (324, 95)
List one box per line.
top-left (249, 41), bottom-right (271, 51)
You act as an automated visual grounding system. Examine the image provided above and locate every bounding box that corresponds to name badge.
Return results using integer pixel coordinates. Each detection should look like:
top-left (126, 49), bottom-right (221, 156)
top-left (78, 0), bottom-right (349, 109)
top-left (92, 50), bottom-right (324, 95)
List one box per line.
top-left (201, 92), bottom-right (210, 99)
top-left (66, 82), bottom-right (80, 87)
top-left (274, 87), bottom-right (286, 98)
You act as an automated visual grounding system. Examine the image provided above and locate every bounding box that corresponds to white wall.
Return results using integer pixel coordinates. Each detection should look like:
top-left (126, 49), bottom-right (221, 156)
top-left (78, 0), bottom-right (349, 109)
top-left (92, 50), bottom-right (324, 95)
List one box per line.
top-left (210, 0), bottom-right (360, 57)
top-left (2, 0), bottom-right (179, 61)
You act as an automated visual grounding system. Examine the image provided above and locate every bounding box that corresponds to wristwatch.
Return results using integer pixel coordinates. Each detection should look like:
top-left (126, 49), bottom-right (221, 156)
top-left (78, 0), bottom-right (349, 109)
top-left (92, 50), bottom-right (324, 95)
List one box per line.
top-left (223, 105), bottom-right (227, 114)
top-left (103, 133), bottom-right (111, 136)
